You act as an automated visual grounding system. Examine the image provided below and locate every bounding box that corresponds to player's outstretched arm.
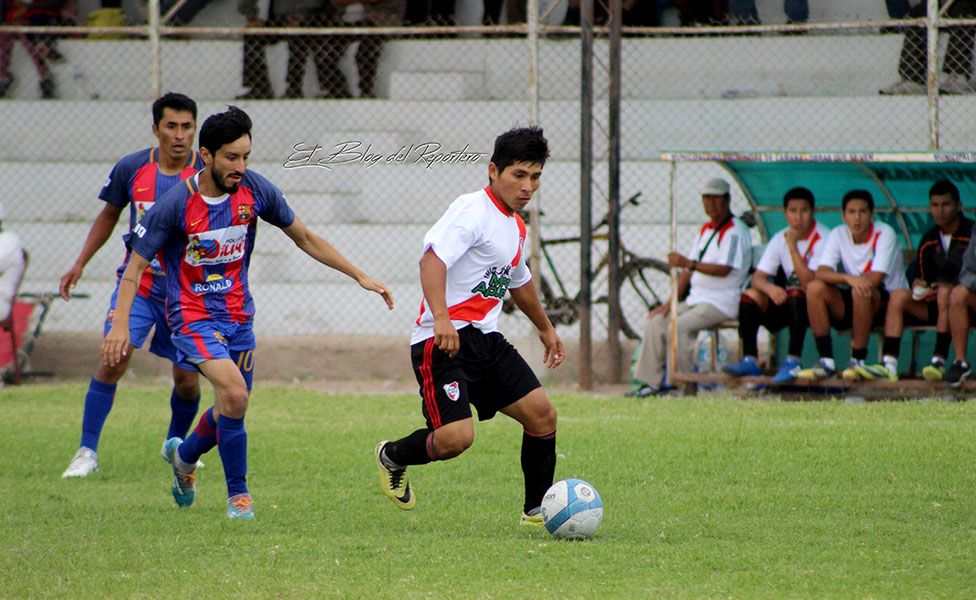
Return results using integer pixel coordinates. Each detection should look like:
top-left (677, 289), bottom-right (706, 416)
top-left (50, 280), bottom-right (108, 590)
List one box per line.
top-left (420, 249), bottom-right (459, 357)
top-left (509, 282), bottom-right (565, 368)
top-left (100, 253), bottom-right (149, 367)
top-left (281, 216), bottom-right (394, 310)
top-left (60, 203), bottom-right (124, 300)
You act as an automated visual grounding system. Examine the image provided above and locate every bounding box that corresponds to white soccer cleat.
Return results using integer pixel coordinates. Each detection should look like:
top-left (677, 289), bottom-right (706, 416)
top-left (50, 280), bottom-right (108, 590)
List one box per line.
top-left (62, 447), bottom-right (99, 478)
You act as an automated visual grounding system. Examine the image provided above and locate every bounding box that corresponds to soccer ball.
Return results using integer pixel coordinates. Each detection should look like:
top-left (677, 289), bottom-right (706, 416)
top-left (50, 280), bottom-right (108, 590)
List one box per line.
top-left (540, 479), bottom-right (603, 540)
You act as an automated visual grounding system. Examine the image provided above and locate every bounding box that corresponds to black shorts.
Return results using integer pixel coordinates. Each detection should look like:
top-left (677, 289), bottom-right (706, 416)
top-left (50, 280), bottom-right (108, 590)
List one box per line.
top-left (831, 286), bottom-right (890, 331)
top-left (410, 326), bottom-right (542, 429)
top-left (760, 290), bottom-right (807, 332)
top-left (904, 298), bottom-right (940, 326)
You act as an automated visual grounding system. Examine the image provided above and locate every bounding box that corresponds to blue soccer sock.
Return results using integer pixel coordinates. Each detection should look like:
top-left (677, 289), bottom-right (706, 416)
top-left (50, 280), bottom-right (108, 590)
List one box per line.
top-left (217, 415), bottom-right (248, 498)
top-left (167, 388), bottom-right (200, 441)
top-left (178, 406), bottom-right (216, 466)
top-left (80, 378), bottom-right (117, 452)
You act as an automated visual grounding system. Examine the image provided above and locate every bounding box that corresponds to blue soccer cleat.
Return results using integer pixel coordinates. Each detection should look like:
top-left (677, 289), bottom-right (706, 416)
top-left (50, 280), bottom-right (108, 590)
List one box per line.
top-left (723, 356), bottom-right (762, 377)
top-left (770, 357), bottom-right (801, 384)
top-left (164, 437), bottom-right (196, 508)
top-left (227, 493), bottom-right (255, 519)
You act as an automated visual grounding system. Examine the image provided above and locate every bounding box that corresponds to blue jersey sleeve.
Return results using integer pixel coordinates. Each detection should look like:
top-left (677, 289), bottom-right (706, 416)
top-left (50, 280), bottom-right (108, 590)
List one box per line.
top-left (98, 150), bottom-right (147, 208)
top-left (248, 171), bottom-right (296, 229)
top-left (131, 187), bottom-right (183, 262)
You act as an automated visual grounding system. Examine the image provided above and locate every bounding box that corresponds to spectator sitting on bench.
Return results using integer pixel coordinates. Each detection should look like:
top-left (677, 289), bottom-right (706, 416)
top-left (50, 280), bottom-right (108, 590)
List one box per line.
top-left (723, 186), bottom-right (829, 384)
top-left (626, 178), bottom-right (752, 398)
top-left (860, 179), bottom-right (972, 382)
top-left (0, 200), bottom-right (27, 325)
top-left (796, 189), bottom-right (908, 382)
top-left (943, 214), bottom-right (976, 387)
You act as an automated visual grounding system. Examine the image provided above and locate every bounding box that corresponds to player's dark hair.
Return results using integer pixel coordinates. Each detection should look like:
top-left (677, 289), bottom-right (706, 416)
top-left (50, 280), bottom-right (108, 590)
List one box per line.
top-left (783, 186), bottom-right (815, 210)
top-left (490, 126), bottom-right (550, 173)
top-left (842, 189), bottom-right (874, 212)
top-left (199, 106), bottom-right (252, 155)
top-left (152, 92), bottom-right (197, 126)
top-left (930, 178), bottom-right (961, 203)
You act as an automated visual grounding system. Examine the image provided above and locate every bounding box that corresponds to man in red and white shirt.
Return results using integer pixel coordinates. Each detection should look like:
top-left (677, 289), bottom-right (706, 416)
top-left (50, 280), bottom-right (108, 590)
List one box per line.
top-left (375, 127), bottom-right (565, 527)
top-left (628, 178), bottom-right (752, 397)
top-left (797, 189), bottom-right (908, 381)
top-left (723, 186), bottom-right (829, 384)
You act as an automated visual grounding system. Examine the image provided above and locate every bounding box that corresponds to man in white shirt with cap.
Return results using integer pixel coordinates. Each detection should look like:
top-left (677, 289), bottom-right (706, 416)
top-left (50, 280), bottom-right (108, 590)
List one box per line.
top-left (0, 201), bottom-right (27, 325)
top-left (627, 178), bottom-right (753, 397)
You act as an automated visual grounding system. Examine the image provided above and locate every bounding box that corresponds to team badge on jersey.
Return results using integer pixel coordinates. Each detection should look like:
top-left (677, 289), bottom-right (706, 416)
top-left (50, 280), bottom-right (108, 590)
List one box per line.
top-left (238, 204), bottom-right (253, 223)
top-left (443, 381), bottom-right (460, 402)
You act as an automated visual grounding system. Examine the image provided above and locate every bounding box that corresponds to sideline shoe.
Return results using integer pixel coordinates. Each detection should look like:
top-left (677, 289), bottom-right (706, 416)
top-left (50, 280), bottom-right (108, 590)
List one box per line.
top-left (796, 358), bottom-right (836, 381)
top-left (227, 493), bottom-right (255, 519)
top-left (922, 358), bottom-right (945, 382)
top-left (519, 506), bottom-right (544, 527)
top-left (722, 356), bottom-right (762, 377)
top-left (624, 384), bottom-right (659, 398)
top-left (879, 79), bottom-right (925, 95)
top-left (62, 447), bottom-right (99, 478)
top-left (770, 357), bottom-right (801, 384)
top-left (841, 361), bottom-right (863, 383)
top-left (943, 360), bottom-right (971, 388)
top-left (374, 441), bottom-right (415, 510)
top-left (161, 438), bottom-right (204, 469)
top-left (854, 363), bottom-right (898, 382)
top-left (165, 437), bottom-right (196, 507)
top-left (940, 73), bottom-right (976, 95)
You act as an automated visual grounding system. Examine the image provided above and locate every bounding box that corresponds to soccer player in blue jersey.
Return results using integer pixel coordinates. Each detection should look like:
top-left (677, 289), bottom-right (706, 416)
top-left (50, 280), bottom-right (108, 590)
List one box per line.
top-left (61, 93), bottom-right (206, 478)
top-left (102, 106), bottom-right (394, 519)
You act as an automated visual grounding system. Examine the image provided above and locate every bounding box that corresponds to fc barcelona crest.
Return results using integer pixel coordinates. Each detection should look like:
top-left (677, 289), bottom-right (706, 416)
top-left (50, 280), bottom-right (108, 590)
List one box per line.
top-left (213, 331), bottom-right (227, 345)
top-left (443, 381), bottom-right (460, 402)
top-left (238, 204), bottom-right (253, 222)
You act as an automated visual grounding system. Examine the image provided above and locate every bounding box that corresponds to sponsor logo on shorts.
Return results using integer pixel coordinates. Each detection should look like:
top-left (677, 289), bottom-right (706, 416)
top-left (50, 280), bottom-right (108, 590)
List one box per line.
top-left (213, 331), bottom-right (227, 345)
top-left (443, 381), bottom-right (460, 402)
top-left (191, 274), bottom-right (234, 295)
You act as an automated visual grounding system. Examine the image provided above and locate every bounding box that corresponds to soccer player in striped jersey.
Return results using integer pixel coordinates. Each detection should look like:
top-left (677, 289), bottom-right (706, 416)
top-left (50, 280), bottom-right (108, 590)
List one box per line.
top-left (373, 126), bottom-right (566, 527)
top-left (102, 106), bottom-right (393, 519)
top-left (61, 93), bottom-right (206, 479)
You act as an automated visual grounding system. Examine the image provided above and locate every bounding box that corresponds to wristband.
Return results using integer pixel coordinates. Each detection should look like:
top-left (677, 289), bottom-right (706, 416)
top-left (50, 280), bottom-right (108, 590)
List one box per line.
top-left (690, 260), bottom-right (698, 272)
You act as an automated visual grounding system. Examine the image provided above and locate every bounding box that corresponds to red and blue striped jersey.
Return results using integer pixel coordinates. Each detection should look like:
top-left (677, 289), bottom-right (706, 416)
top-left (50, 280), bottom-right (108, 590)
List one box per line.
top-left (130, 169), bottom-right (295, 329)
top-left (99, 147), bottom-right (204, 301)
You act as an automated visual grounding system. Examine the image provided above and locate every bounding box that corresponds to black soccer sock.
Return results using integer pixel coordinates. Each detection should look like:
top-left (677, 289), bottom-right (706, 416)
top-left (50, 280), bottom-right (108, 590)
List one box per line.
top-left (521, 429), bottom-right (556, 514)
top-left (384, 428), bottom-right (436, 467)
top-left (882, 336), bottom-right (901, 360)
top-left (935, 332), bottom-right (951, 360)
top-left (786, 296), bottom-right (809, 357)
top-left (737, 294), bottom-right (762, 358)
top-left (815, 334), bottom-right (833, 359)
top-left (851, 346), bottom-right (868, 362)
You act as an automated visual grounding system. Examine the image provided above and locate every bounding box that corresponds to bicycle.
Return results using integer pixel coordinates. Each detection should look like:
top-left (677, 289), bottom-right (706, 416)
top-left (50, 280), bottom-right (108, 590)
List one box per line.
top-left (502, 192), bottom-right (671, 340)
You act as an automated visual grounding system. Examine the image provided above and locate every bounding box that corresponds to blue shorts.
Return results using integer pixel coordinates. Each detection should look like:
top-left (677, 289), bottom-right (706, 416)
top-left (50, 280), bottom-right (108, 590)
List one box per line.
top-left (171, 320), bottom-right (256, 390)
top-left (104, 289), bottom-right (176, 362)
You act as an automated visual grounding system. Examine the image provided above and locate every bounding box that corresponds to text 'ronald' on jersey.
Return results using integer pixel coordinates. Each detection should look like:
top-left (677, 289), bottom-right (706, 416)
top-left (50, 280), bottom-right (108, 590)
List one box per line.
top-left (130, 170), bottom-right (295, 330)
top-left (100, 147), bottom-right (204, 302)
top-left (412, 186), bottom-right (531, 345)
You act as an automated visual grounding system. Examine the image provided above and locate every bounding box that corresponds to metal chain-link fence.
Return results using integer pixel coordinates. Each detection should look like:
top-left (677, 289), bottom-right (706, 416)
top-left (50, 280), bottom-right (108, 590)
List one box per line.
top-left (2, 0), bottom-right (976, 382)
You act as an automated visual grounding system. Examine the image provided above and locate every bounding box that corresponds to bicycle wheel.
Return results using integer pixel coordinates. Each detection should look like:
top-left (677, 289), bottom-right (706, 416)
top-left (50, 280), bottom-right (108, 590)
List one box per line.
top-left (617, 253), bottom-right (670, 340)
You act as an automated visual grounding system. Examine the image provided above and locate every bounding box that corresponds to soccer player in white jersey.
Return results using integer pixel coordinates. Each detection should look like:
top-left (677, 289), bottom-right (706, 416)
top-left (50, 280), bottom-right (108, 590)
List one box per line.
top-left (373, 127), bottom-right (565, 527)
top-left (797, 189), bottom-right (908, 381)
top-left (723, 187), bottom-right (829, 384)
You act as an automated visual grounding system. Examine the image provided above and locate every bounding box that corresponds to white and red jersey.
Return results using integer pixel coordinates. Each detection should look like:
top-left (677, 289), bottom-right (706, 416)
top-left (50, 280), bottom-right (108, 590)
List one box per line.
top-left (816, 221), bottom-right (908, 291)
top-left (411, 185), bottom-right (531, 345)
top-left (755, 221), bottom-right (830, 286)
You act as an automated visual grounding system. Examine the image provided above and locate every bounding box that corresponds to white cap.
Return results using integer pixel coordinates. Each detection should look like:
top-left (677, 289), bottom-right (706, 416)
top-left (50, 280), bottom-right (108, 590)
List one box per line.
top-left (0, 201), bottom-right (5, 221)
top-left (701, 178), bottom-right (731, 196)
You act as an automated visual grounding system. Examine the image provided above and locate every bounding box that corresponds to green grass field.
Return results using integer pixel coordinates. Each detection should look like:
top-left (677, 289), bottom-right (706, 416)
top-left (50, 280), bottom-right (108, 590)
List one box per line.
top-left (3, 384), bottom-right (976, 598)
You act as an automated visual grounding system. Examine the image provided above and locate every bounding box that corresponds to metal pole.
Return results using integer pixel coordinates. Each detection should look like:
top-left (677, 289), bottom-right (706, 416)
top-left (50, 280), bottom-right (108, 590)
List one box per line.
top-left (148, 0), bottom-right (162, 99)
top-left (667, 161), bottom-right (678, 388)
top-left (927, 0), bottom-right (940, 150)
top-left (606, 0), bottom-right (623, 382)
top-left (579, 0), bottom-right (594, 390)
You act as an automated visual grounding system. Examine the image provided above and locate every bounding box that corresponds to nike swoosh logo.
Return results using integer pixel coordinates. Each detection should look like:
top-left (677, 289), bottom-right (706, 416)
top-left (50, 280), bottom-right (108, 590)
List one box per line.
top-left (136, 187), bottom-right (150, 193)
top-left (190, 219), bottom-right (204, 228)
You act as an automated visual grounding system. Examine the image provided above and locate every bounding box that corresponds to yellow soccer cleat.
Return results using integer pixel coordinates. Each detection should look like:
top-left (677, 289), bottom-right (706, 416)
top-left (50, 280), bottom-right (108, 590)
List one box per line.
top-left (854, 363), bottom-right (898, 382)
top-left (519, 508), bottom-right (544, 527)
top-left (375, 441), bottom-right (415, 510)
top-left (922, 359), bottom-right (945, 382)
